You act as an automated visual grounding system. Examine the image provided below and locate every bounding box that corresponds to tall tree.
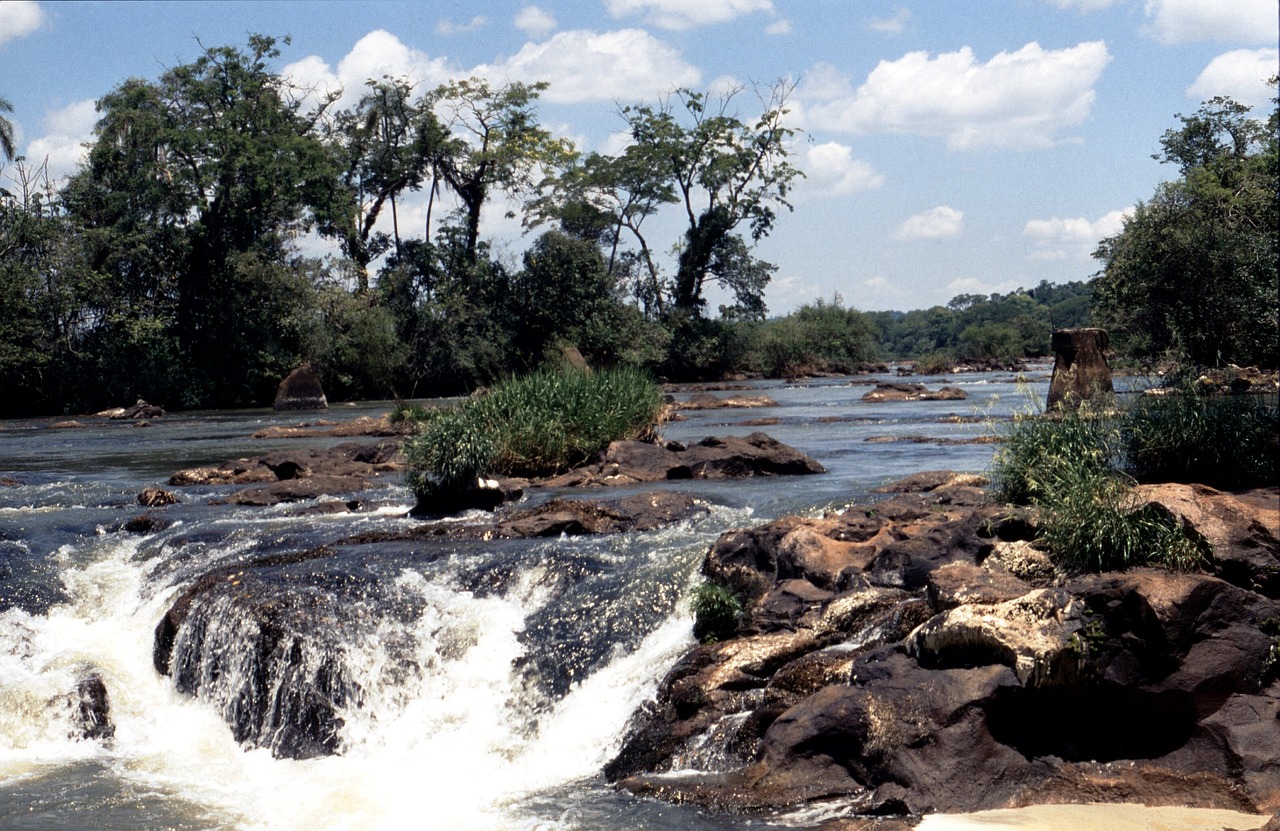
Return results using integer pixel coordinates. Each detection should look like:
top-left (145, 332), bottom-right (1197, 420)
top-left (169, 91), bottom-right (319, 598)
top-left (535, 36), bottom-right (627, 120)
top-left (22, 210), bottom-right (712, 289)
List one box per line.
top-left (326, 77), bottom-right (445, 291)
top-left (64, 35), bottom-right (343, 406)
top-left (1092, 93), bottom-right (1279, 367)
top-left (429, 78), bottom-right (573, 265)
top-left (620, 81), bottom-right (802, 319)
top-left (0, 96), bottom-right (15, 163)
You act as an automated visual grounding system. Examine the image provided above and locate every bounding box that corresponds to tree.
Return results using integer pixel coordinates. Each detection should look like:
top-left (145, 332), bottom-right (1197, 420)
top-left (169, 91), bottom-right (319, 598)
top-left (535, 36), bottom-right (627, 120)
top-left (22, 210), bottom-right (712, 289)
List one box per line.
top-left (325, 77), bottom-right (445, 291)
top-left (1092, 94), bottom-right (1278, 367)
top-left (619, 82), bottom-right (802, 319)
top-left (0, 96), bottom-right (15, 163)
top-left (429, 78), bottom-right (573, 266)
top-left (64, 35), bottom-right (343, 406)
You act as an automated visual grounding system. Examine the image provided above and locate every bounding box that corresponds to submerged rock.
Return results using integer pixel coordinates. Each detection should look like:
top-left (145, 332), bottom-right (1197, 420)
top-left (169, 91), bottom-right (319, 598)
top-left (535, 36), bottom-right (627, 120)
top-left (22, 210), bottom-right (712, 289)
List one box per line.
top-left (860, 383), bottom-right (968, 402)
top-left (606, 477), bottom-right (1280, 819)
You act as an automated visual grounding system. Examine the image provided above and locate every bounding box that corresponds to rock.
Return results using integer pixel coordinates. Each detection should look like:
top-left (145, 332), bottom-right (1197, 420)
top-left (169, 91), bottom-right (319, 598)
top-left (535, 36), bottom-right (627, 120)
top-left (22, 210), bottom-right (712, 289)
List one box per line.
top-left (220, 474), bottom-right (371, 506)
top-left (169, 441), bottom-right (402, 495)
top-left (137, 487), bottom-right (179, 507)
top-left (674, 393), bottom-right (780, 410)
top-left (67, 670), bottom-right (114, 741)
top-left (1046, 328), bottom-right (1113, 411)
top-left (273, 365), bottom-right (328, 411)
top-left (49, 420), bottom-right (86, 429)
top-left (861, 383), bottom-right (969, 402)
top-left (251, 414), bottom-right (415, 439)
top-left (540, 433), bottom-right (825, 488)
top-left (1135, 483), bottom-right (1279, 598)
top-left (122, 513), bottom-right (171, 534)
top-left (0, 476), bottom-right (19, 487)
top-left (93, 407), bottom-right (127, 418)
top-left (872, 470), bottom-right (989, 493)
top-left (111, 399), bottom-right (165, 419)
top-left (607, 475), bottom-right (1280, 818)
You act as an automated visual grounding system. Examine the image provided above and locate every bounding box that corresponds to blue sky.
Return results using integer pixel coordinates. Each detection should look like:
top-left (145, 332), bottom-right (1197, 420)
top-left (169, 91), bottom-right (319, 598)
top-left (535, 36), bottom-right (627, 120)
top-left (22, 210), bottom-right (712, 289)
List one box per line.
top-left (1, 0), bottom-right (1275, 314)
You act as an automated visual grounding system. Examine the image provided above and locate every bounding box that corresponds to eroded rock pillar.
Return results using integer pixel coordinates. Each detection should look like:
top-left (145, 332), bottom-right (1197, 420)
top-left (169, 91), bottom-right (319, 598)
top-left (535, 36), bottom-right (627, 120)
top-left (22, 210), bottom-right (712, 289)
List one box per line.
top-left (1047, 328), bottom-right (1113, 411)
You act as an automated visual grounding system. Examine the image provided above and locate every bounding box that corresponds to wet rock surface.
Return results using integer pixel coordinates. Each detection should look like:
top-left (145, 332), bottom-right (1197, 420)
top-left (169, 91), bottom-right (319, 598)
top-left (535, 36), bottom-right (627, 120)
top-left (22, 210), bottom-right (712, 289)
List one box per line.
top-left (167, 440), bottom-right (405, 504)
top-left (606, 478), bottom-right (1280, 820)
top-left (538, 432), bottom-right (826, 488)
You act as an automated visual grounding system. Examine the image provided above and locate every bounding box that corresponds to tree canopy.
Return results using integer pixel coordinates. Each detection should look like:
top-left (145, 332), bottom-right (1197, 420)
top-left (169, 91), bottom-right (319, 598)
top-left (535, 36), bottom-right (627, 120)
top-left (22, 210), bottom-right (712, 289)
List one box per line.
top-left (1091, 92), bottom-right (1279, 367)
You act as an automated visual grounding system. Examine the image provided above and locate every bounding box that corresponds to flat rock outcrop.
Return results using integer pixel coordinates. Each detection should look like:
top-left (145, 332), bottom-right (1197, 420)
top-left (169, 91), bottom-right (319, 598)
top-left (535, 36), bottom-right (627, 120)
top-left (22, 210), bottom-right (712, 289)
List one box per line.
top-left (167, 441), bottom-right (403, 505)
top-left (606, 479), bottom-right (1280, 820)
top-left (861, 383), bottom-right (968, 402)
top-left (539, 433), bottom-right (826, 488)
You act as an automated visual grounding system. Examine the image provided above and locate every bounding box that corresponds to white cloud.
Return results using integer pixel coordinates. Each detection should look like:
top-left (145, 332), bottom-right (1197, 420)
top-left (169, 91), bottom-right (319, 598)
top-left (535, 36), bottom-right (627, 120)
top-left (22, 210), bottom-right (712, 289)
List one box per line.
top-left (1144, 0), bottom-right (1279, 45)
top-left (487, 29), bottom-right (700, 103)
top-left (946, 275), bottom-right (1022, 298)
top-left (797, 142), bottom-right (884, 198)
top-left (1187, 49), bottom-right (1279, 109)
top-left (436, 15), bottom-right (488, 36)
top-left (894, 206), bottom-right (964, 241)
top-left (868, 8), bottom-right (911, 33)
top-left (23, 98), bottom-right (97, 182)
top-left (0, 0), bottom-right (44, 47)
top-left (1023, 208), bottom-right (1128, 260)
top-left (605, 0), bottom-right (774, 31)
top-left (282, 30), bottom-right (457, 112)
top-left (515, 6), bottom-right (557, 40)
top-left (801, 41), bottom-right (1111, 150)
top-left (765, 19), bottom-right (792, 35)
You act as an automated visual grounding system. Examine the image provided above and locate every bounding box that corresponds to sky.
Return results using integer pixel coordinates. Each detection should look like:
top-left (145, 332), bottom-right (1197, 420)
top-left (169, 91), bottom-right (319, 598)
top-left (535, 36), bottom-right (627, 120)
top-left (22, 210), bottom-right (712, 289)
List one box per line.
top-left (0, 0), bottom-right (1276, 315)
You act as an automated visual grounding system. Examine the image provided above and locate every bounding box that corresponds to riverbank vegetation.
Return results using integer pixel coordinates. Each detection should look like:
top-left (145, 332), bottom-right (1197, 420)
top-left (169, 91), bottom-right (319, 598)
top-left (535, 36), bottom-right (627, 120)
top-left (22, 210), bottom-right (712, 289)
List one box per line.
top-left (992, 381), bottom-right (1277, 573)
top-left (1, 36), bottom-right (1275, 418)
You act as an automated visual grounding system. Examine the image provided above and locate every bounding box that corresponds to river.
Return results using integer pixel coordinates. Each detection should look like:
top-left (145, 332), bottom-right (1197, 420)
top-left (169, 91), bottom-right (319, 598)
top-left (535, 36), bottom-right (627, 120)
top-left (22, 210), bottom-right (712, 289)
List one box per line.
top-left (0, 368), bottom-right (1267, 830)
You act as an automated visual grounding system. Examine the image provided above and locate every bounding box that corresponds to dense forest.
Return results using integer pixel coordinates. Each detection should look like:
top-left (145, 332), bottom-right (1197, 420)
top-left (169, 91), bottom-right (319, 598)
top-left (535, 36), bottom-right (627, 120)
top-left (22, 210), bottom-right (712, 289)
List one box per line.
top-left (0, 37), bottom-right (1275, 417)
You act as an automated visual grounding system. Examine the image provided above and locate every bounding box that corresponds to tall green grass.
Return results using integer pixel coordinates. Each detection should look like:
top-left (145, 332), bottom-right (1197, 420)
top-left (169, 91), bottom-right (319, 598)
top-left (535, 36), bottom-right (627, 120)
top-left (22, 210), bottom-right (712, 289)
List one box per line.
top-left (405, 366), bottom-right (664, 500)
top-left (991, 402), bottom-right (1206, 573)
top-left (1122, 381), bottom-right (1278, 488)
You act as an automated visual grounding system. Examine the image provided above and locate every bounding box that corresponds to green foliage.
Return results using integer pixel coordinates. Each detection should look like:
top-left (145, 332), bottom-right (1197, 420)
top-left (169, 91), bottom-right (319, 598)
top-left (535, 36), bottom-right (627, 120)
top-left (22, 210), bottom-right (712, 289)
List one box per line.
top-left (692, 581), bottom-right (743, 643)
top-left (405, 366), bottom-right (663, 499)
top-left (755, 295), bottom-right (878, 375)
top-left (1092, 95), bottom-right (1279, 367)
top-left (913, 351), bottom-right (954, 376)
top-left (991, 403), bottom-right (1205, 574)
top-left (868, 281), bottom-right (1091, 361)
top-left (1122, 380), bottom-right (1278, 489)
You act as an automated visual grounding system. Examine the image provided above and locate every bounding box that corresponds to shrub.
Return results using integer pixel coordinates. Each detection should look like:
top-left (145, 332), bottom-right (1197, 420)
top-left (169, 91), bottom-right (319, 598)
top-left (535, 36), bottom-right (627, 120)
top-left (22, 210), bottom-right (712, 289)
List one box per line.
top-left (404, 366), bottom-right (663, 500)
top-left (692, 581), bottom-right (743, 643)
top-left (1122, 381), bottom-right (1278, 488)
top-left (913, 351), bottom-right (954, 376)
top-left (991, 404), bottom-right (1119, 506)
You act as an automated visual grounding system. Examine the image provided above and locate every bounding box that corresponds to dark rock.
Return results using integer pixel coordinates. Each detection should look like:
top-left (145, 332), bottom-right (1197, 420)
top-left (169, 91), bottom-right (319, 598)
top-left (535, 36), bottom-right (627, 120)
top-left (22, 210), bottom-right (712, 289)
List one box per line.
top-left (169, 441), bottom-right (402, 503)
top-left (68, 670), bottom-right (115, 741)
top-left (861, 383), bottom-right (968, 402)
top-left (123, 513), bottom-right (170, 534)
top-left (220, 474), bottom-right (371, 506)
top-left (111, 399), bottom-right (165, 420)
top-left (539, 433), bottom-right (824, 488)
top-left (137, 487), bottom-right (179, 507)
top-left (1047, 328), bottom-right (1113, 411)
top-left (273, 365), bottom-right (328, 411)
top-left (608, 476), bottom-right (1280, 817)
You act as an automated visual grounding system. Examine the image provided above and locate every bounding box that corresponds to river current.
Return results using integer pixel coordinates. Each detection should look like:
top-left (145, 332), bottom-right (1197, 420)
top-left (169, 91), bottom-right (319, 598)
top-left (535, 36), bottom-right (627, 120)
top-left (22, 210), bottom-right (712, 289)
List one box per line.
top-left (4, 367), bottom-right (1248, 831)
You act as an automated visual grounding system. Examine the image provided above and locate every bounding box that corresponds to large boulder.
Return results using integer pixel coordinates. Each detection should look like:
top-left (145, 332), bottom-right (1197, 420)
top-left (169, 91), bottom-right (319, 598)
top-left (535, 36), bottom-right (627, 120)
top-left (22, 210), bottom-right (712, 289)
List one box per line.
top-left (1047, 328), bottom-right (1113, 411)
top-left (273, 365), bottom-right (328, 411)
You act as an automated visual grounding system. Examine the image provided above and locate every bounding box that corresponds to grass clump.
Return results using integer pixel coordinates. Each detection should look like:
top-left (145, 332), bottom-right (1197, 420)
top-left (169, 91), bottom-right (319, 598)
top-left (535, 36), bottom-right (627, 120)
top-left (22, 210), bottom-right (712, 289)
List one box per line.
top-left (1122, 379), bottom-right (1278, 488)
top-left (992, 403), bottom-right (1206, 574)
top-left (405, 366), bottom-right (663, 501)
top-left (692, 582), bottom-right (744, 643)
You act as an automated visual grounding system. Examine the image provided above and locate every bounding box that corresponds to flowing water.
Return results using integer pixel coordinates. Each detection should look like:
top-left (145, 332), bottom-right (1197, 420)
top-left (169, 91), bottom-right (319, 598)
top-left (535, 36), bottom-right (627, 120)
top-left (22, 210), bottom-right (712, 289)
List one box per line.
top-left (5, 368), bottom-right (1253, 831)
